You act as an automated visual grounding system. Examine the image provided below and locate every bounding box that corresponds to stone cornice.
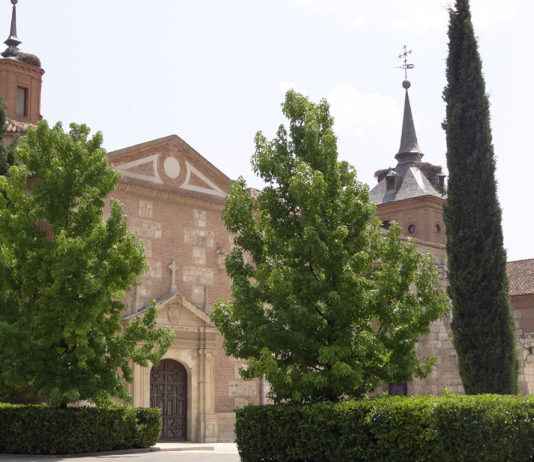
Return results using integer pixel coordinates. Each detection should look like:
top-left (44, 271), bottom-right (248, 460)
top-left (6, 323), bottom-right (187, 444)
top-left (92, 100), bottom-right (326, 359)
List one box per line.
top-left (162, 324), bottom-right (219, 335)
top-left (406, 236), bottom-right (446, 251)
top-left (511, 293), bottom-right (534, 301)
top-left (115, 180), bottom-right (225, 211)
top-left (0, 58), bottom-right (44, 77)
top-left (377, 194), bottom-right (445, 213)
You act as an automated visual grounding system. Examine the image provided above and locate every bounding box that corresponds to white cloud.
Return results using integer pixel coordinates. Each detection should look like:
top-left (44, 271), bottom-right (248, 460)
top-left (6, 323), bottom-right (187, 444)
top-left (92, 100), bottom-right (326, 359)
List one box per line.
top-left (326, 83), bottom-right (403, 184)
top-left (279, 81), bottom-right (308, 96)
top-left (328, 83), bottom-right (400, 137)
top-left (272, 82), bottom-right (403, 183)
top-left (290, 0), bottom-right (520, 33)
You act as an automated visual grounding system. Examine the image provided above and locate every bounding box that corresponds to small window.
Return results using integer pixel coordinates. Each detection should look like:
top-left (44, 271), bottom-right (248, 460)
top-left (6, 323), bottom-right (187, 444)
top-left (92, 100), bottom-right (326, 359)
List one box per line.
top-left (435, 223), bottom-right (442, 233)
top-left (16, 87), bottom-right (28, 119)
top-left (408, 224), bottom-right (416, 235)
top-left (438, 174), bottom-right (446, 194)
top-left (385, 170), bottom-right (397, 191)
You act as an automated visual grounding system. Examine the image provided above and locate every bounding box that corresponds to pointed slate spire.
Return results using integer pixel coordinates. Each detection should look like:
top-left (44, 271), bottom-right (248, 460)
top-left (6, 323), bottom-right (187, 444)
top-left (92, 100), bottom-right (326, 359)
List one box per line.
top-left (369, 47), bottom-right (445, 204)
top-left (2, 0), bottom-right (21, 58)
top-left (395, 80), bottom-right (423, 164)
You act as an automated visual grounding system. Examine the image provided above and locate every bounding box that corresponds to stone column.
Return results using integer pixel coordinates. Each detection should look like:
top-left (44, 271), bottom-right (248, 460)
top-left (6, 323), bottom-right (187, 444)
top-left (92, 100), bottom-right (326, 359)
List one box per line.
top-left (197, 325), bottom-right (218, 443)
top-left (133, 364), bottom-right (150, 408)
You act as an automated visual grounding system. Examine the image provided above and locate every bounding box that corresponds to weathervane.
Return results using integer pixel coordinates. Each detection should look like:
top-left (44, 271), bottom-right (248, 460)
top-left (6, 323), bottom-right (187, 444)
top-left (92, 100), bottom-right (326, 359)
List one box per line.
top-left (398, 45), bottom-right (415, 89)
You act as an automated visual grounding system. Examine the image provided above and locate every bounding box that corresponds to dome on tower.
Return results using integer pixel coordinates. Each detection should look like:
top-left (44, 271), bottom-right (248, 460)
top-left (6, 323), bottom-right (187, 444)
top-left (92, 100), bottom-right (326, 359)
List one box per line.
top-left (1, 0), bottom-right (41, 68)
top-left (0, 0), bottom-right (45, 131)
top-left (12, 50), bottom-right (41, 67)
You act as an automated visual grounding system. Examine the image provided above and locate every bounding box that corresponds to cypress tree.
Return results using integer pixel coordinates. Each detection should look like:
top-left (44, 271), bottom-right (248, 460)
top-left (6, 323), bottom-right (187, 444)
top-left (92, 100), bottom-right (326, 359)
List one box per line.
top-left (444, 0), bottom-right (517, 394)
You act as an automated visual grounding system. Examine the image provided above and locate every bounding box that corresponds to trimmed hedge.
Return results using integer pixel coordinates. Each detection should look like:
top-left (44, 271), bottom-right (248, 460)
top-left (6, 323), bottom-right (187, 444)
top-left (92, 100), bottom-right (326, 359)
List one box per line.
top-left (236, 395), bottom-right (534, 462)
top-left (0, 404), bottom-right (161, 455)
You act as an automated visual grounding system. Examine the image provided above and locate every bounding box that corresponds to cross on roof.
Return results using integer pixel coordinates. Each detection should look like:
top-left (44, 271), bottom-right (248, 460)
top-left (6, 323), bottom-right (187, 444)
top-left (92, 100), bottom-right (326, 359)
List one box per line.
top-left (169, 260), bottom-right (177, 294)
top-left (398, 45), bottom-right (415, 81)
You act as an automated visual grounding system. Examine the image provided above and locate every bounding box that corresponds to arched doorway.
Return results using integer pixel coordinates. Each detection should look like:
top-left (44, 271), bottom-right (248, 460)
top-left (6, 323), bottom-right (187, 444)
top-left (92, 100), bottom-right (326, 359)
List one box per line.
top-left (150, 359), bottom-right (188, 441)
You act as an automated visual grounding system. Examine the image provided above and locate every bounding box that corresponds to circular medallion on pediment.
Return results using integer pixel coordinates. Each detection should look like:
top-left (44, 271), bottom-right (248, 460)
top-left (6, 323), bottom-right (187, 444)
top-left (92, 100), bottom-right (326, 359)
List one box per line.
top-left (164, 157), bottom-right (181, 179)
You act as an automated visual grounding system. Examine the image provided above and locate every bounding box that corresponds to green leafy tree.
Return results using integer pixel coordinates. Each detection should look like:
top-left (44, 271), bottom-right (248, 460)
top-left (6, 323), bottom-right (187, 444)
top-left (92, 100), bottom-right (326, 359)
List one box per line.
top-left (444, 0), bottom-right (517, 394)
top-left (211, 91), bottom-right (448, 403)
top-left (0, 100), bottom-right (37, 403)
top-left (0, 122), bottom-right (173, 407)
top-left (0, 99), bottom-right (6, 175)
top-left (0, 99), bottom-right (15, 176)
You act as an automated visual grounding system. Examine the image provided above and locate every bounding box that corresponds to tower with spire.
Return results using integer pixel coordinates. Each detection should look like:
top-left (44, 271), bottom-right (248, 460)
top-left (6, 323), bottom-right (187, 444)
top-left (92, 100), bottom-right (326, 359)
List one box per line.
top-left (367, 48), bottom-right (466, 397)
top-left (369, 47), bottom-right (446, 247)
top-left (0, 0), bottom-right (44, 142)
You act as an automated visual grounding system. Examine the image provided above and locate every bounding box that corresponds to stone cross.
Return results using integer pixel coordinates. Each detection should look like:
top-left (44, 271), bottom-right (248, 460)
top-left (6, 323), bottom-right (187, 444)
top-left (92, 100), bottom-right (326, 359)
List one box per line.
top-left (169, 259), bottom-right (177, 294)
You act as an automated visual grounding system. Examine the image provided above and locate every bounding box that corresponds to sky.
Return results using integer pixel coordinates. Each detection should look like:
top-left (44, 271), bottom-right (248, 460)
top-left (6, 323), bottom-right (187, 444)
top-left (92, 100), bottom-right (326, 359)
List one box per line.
top-left (3, 0), bottom-right (533, 261)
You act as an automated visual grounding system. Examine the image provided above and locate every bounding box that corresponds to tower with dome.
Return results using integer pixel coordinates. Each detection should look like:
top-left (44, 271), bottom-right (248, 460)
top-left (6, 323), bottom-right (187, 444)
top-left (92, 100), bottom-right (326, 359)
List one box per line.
top-left (0, 0), bottom-right (44, 143)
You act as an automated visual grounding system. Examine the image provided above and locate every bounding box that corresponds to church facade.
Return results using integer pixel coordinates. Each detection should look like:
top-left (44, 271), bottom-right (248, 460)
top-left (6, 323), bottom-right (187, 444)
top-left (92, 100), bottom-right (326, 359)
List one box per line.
top-left (106, 136), bottom-right (265, 442)
top-left (2, 0), bottom-right (534, 443)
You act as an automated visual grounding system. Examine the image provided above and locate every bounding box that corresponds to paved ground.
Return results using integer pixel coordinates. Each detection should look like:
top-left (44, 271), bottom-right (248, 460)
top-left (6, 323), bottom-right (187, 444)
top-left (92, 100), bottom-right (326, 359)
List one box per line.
top-left (0, 443), bottom-right (240, 462)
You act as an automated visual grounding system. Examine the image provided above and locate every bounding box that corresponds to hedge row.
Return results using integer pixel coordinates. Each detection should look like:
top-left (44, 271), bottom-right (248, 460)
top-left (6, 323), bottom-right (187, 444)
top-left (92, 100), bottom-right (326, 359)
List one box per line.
top-left (236, 395), bottom-right (534, 462)
top-left (0, 404), bottom-right (161, 455)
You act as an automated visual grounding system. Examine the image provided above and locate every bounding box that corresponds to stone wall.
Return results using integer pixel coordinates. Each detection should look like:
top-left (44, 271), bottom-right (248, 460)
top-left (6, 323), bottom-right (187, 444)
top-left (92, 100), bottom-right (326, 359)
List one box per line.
top-left (407, 240), bottom-right (464, 394)
top-left (379, 196), bottom-right (533, 396)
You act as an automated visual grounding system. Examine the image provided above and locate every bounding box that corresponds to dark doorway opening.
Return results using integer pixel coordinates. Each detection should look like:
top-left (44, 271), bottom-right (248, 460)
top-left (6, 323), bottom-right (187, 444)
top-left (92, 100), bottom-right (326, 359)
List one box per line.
top-left (150, 359), bottom-right (188, 441)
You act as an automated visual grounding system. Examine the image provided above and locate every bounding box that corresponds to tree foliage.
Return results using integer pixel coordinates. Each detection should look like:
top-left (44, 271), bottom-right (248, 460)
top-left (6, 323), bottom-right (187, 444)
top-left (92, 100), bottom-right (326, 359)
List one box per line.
top-left (0, 122), bottom-right (173, 406)
top-left (212, 91), bottom-right (448, 403)
top-left (444, 0), bottom-right (517, 394)
top-left (0, 98), bottom-right (16, 176)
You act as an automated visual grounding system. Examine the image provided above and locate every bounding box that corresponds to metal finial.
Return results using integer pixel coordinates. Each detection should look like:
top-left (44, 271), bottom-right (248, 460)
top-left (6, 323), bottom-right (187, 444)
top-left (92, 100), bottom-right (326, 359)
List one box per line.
top-left (398, 45), bottom-right (415, 85)
top-left (2, 0), bottom-right (21, 58)
top-left (395, 45), bottom-right (422, 162)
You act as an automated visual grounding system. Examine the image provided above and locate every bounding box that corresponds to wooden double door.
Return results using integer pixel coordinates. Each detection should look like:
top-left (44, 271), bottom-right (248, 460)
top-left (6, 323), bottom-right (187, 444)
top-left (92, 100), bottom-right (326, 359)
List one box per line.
top-left (150, 359), bottom-right (188, 441)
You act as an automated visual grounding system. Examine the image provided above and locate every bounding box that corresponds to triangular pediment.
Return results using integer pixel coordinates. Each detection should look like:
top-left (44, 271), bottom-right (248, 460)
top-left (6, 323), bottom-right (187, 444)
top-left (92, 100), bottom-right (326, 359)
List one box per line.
top-left (125, 291), bottom-right (214, 329)
top-left (158, 292), bottom-right (213, 328)
top-left (108, 135), bottom-right (231, 199)
top-left (114, 154), bottom-right (164, 184)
